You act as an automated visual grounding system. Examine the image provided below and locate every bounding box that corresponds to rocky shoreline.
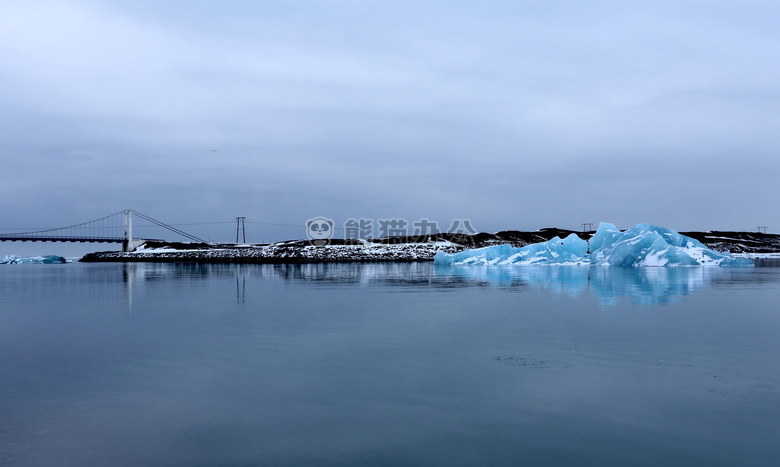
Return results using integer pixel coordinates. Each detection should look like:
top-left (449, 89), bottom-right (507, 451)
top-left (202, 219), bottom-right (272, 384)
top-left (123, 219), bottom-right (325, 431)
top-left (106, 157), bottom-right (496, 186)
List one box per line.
top-left (80, 229), bottom-right (780, 264)
top-left (80, 239), bottom-right (464, 263)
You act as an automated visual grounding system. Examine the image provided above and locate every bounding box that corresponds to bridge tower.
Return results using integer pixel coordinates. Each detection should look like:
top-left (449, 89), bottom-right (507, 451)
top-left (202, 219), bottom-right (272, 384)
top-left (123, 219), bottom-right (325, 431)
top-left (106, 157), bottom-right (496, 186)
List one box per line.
top-left (123, 210), bottom-right (146, 252)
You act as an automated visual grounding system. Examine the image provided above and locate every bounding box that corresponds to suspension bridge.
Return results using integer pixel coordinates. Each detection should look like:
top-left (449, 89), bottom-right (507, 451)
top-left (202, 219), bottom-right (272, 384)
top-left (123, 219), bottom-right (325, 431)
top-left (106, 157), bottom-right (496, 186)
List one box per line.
top-left (0, 211), bottom-right (206, 252)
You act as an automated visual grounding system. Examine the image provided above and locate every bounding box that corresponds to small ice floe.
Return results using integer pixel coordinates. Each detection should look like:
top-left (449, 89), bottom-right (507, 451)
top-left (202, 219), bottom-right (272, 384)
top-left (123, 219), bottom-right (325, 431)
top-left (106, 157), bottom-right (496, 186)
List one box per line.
top-left (1, 255), bottom-right (68, 264)
top-left (493, 356), bottom-right (573, 368)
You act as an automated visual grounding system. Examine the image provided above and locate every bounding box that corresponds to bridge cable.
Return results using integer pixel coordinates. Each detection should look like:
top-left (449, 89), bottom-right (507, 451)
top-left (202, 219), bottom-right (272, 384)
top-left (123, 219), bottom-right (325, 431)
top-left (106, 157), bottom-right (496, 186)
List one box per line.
top-left (132, 211), bottom-right (207, 243)
top-left (0, 211), bottom-right (125, 238)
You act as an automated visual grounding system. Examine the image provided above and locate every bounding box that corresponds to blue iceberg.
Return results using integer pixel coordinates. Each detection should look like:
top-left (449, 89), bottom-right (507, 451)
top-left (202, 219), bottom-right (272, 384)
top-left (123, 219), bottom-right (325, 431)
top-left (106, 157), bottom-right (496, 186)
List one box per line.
top-left (434, 223), bottom-right (753, 267)
top-left (588, 223), bottom-right (752, 267)
top-left (434, 234), bottom-right (588, 265)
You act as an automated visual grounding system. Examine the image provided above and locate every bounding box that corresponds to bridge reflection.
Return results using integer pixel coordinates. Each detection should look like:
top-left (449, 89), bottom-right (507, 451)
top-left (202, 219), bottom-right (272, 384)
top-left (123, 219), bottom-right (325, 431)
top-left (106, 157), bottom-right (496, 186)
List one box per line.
top-left (109, 262), bottom-right (776, 310)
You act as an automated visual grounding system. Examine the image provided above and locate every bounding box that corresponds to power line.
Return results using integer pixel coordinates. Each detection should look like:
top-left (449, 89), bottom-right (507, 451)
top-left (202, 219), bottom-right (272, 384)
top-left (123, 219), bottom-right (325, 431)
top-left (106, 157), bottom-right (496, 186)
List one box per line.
top-left (162, 221), bottom-right (235, 226)
top-left (246, 221), bottom-right (302, 228)
top-left (245, 221), bottom-right (345, 230)
top-left (131, 222), bottom-right (234, 228)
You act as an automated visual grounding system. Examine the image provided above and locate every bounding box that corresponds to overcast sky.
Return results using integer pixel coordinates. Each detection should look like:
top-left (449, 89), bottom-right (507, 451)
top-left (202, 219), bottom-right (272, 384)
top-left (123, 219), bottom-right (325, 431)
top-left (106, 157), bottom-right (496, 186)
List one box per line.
top-left (2, 0), bottom-right (779, 253)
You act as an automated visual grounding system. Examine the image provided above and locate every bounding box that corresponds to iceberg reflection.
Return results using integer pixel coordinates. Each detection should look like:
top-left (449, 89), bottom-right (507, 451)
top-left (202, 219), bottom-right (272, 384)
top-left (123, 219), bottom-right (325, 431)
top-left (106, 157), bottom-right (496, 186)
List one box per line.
top-left (434, 264), bottom-right (722, 305)
top-left (110, 262), bottom-right (751, 308)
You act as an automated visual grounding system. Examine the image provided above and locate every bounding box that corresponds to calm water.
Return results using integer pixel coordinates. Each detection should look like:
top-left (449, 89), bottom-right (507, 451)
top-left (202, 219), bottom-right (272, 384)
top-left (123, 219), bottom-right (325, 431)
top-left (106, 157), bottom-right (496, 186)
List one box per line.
top-left (1, 262), bottom-right (779, 466)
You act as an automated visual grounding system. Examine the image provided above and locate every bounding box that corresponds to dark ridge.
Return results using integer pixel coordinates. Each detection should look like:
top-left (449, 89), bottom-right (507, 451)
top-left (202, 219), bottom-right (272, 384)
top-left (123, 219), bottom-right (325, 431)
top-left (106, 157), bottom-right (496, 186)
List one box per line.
top-left (81, 229), bottom-right (780, 264)
top-left (118, 230), bottom-right (780, 253)
top-left (680, 231), bottom-right (780, 253)
top-left (140, 241), bottom-right (213, 250)
top-left (364, 228), bottom-right (592, 248)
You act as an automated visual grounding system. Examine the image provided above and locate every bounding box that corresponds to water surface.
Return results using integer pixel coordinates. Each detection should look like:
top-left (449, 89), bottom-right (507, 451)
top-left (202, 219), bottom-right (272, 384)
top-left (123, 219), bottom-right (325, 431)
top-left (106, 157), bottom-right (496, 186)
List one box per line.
top-left (1, 263), bottom-right (779, 466)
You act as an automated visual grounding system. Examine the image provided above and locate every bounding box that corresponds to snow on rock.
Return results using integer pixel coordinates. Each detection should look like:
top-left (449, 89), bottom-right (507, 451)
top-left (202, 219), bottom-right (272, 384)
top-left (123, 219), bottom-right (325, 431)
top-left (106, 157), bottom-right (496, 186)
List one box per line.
top-left (81, 240), bottom-right (464, 263)
top-left (434, 223), bottom-right (754, 267)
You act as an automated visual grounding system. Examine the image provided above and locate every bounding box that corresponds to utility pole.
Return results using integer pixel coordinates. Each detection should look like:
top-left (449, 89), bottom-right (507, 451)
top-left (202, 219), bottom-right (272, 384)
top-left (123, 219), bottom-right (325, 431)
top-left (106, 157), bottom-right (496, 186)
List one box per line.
top-left (582, 223), bottom-right (593, 232)
top-left (236, 217), bottom-right (246, 243)
top-left (757, 226), bottom-right (768, 234)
